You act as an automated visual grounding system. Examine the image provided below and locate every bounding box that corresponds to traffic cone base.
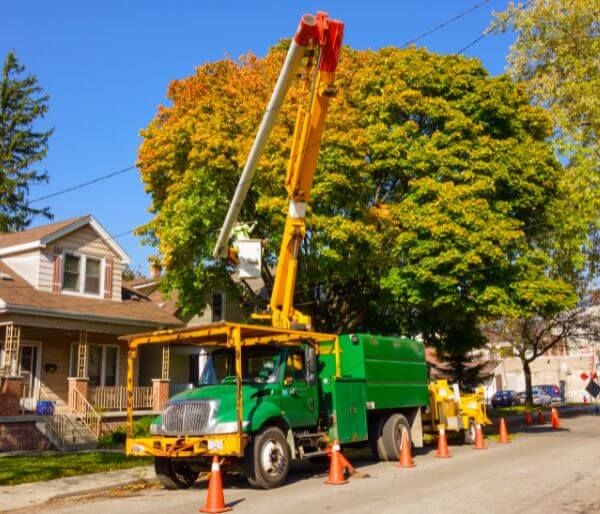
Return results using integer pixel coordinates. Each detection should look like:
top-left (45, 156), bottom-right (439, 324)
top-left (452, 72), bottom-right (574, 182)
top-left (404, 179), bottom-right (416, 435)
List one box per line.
top-left (473, 424), bottom-right (487, 450)
top-left (435, 428), bottom-right (451, 458)
top-left (397, 430), bottom-right (415, 468)
top-left (498, 417), bottom-right (510, 444)
top-left (199, 457), bottom-right (231, 514)
top-left (325, 442), bottom-right (349, 485)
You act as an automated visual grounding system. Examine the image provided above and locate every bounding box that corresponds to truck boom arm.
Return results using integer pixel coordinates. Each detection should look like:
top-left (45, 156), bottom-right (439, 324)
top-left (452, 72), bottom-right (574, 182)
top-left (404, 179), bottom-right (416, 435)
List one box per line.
top-left (213, 12), bottom-right (344, 330)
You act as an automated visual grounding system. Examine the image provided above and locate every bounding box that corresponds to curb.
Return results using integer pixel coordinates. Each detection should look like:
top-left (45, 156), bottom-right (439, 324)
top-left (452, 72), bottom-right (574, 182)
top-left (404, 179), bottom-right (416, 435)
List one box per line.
top-left (46, 478), bottom-right (155, 504)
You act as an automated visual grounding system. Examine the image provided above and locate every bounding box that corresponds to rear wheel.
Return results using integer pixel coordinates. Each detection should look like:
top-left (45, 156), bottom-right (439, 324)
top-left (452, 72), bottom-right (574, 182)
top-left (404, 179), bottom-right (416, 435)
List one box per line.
top-left (244, 426), bottom-right (290, 489)
top-left (375, 413), bottom-right (411, 461)
top-left (154, 457), bottom-right (199, 489)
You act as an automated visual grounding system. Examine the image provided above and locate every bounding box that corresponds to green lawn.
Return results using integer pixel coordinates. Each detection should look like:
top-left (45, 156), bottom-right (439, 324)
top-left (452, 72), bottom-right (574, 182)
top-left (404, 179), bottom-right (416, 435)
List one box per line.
top-left (0, 452), bottom-right (151, 486)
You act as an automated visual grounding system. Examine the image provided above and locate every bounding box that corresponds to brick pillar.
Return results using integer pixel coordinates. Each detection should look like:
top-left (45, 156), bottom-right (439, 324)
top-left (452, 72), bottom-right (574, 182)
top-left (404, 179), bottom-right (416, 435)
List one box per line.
top-left (0, 377), bottom-right (24, 416)
top-left (152, 379), bottom-right (170, 411)
top-left (67, 377), bottom-right (89, 413)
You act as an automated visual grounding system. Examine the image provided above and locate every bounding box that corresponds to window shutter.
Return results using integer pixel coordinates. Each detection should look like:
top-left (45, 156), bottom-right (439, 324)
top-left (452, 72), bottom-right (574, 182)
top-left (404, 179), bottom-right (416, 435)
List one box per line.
top-left (52, 246), bottom-right (63, 293)
top-left (104, 257), bottom-right (113, 299)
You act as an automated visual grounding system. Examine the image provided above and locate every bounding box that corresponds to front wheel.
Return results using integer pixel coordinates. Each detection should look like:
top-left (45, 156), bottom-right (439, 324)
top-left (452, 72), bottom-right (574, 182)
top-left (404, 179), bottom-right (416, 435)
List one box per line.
top-left (244, 426), bottom-right (291, 489)
top-left (154, 457), bottom-right (199, 489)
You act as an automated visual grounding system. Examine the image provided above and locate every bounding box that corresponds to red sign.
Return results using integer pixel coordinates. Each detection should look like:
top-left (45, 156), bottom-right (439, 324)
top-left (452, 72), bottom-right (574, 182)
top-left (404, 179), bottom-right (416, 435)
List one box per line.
top-left (581, 372), bottom-right (589, 381)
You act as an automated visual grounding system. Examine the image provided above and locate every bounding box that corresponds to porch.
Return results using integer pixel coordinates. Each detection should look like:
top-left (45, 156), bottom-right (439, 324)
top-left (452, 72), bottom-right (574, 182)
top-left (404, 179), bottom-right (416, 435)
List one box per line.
top-left (0, 322), bottom-right (191, 449)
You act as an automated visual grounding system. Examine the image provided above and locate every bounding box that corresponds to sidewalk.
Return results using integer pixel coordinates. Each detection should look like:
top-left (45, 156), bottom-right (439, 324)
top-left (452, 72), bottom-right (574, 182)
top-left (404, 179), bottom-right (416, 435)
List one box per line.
top-left (0, 465), bottom-right (155, 513)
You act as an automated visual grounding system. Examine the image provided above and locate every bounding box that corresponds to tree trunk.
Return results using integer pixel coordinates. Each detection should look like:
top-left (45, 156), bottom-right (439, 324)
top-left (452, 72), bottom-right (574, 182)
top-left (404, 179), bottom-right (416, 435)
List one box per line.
top-left (523, 358), bottom-right (533, 406)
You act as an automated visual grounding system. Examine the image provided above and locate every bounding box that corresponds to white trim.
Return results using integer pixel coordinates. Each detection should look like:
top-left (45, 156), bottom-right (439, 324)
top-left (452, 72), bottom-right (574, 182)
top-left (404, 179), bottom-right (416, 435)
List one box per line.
top-left (61, 250), bottom-right (105, 298)
top-left (211, 291), bottom-right (226, 322)
top-left (0, 215), bottom-right (131, 264)
top-left (0, 241), bottom-right (41, 256)
top-left (69, 341), bottom-right (120, 387)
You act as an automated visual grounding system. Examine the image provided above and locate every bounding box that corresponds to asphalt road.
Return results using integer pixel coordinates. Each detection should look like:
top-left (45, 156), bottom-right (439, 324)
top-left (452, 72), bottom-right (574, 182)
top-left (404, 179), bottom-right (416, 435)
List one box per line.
top-left (34, 414), bottom-right (600, 514)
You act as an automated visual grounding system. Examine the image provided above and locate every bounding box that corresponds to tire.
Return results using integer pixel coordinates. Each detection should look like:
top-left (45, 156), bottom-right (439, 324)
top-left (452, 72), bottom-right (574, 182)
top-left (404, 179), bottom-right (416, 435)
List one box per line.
top-left (376, 413), bottom-right (411, 461)
top-left (244, 426), bottom-right (291, 489)
top-left (154, 457), bottom-right (199, 489)
top-left (463, 420), bottom-right (476, 445)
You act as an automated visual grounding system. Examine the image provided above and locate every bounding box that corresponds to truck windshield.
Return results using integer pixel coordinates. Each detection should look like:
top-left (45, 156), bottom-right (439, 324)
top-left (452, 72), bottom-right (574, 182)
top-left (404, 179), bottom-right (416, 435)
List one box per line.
top-left (198, 347), bottom-right (282, 385)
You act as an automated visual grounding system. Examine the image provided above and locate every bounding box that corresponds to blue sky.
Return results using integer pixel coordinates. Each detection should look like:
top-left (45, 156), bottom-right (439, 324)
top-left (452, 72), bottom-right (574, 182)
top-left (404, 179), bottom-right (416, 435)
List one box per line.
top-left (3, 1), bottom-right (515, 273)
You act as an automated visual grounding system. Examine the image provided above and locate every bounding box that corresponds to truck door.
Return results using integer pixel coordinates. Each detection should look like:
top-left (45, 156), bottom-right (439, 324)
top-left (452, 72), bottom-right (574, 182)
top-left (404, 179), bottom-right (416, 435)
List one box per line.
top-left (280, 347), bottom-right (318, 428)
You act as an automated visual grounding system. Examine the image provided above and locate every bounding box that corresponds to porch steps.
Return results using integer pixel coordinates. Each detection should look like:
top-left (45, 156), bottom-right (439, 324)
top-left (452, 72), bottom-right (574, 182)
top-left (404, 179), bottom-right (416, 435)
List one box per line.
top-left (43, 408), bottom-right (98, 451)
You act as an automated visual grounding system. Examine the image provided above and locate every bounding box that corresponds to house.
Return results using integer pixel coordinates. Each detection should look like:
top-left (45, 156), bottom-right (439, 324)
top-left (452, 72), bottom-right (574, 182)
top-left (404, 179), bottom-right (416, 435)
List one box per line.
top-left (123, 271), bottom-right (245, 397)
top-left (0, 215), bottom-right (184, 452)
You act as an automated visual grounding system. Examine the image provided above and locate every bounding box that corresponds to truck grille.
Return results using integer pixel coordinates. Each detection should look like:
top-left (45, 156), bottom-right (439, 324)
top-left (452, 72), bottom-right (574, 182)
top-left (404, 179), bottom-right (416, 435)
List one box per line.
top-left (162, 400), bottom-right (215, 435)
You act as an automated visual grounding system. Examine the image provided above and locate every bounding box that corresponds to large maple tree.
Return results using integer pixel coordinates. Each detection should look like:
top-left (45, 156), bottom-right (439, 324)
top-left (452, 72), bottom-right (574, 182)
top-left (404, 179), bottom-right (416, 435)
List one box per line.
top-left (138, 44), bottom-right (579, 364)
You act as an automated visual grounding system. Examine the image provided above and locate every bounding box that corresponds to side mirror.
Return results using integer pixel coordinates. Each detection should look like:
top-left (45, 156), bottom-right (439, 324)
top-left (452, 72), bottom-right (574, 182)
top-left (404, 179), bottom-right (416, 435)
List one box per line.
top-left (284, 376), bottom-right (293, 386)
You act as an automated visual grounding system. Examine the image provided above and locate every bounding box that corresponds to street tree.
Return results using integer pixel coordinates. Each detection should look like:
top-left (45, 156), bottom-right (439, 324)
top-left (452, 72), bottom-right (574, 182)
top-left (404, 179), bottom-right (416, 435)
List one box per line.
top-left (488, 305), bottom-right (600, 404)
top-left (493, 0), bottom-right (600, 280)
top-left (138, 45), bottom-right (576, 381)
top-left (0, 51), bottom-right (52, 232)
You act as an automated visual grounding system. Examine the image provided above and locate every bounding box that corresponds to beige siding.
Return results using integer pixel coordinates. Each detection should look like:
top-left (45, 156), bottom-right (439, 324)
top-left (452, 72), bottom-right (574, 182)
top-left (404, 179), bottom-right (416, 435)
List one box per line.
top-left (38, 331), bottom-right (129, 405)
top-left (2, 251), bottom-right (41, 288)
top-left (50, 225), bottom-right (123, 302)
top-left (186, 290), bottom-right (243, 326)
top-left (112, 260), bottom-right (123, 301)
top-left (38, 249), bottom-right (54, 292)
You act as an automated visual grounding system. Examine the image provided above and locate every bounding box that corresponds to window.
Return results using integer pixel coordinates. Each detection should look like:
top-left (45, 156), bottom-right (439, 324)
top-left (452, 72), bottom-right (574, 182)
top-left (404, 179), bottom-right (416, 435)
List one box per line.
top-left (286, 350), bottom-right (306, 381)
top-left (62, 253), bottom-right (103, 296)
top-left (69, 343), bottom-right (119, 386)
top-left (63, 254), bottom-right (81, 291)
top-left (211, 292), bottom-right (225, 322)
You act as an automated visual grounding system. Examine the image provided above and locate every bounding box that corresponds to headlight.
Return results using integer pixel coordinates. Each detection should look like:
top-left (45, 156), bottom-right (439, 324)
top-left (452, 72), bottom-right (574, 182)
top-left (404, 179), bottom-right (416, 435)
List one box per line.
top-left (212, 421), bottom-right (249, 434)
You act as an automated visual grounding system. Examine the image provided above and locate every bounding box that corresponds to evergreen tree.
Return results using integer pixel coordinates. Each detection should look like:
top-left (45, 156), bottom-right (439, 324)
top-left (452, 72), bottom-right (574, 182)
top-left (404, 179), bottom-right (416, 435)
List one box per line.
top-left (0, 51), bottom-right (53, 232)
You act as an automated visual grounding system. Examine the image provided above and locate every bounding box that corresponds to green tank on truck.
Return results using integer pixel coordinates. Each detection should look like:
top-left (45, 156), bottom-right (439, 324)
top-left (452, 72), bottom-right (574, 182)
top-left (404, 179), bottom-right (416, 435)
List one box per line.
top-left (140, 331), bottom-right (429, 490)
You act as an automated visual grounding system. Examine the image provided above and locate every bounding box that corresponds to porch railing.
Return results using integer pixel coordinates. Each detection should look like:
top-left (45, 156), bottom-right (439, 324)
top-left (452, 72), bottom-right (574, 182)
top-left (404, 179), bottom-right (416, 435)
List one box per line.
top-left (69, 387), bottom-right (101, 437)
top-left (92, 386), bottom-right (153, 411)
top-left (44, 408), bottom-right (90, 449)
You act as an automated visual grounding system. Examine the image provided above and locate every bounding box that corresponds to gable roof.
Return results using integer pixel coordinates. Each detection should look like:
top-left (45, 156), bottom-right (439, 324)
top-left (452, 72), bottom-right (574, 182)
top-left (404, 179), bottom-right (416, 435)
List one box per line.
top-left (0, 260), bottom-right (182, 329)
top-left (0, 215), bottom-right (131, 263)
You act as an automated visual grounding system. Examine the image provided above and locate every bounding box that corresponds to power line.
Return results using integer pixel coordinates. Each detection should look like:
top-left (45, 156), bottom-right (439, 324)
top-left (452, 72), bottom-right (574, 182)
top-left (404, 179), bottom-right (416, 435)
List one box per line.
top-left (456, 0), bottom-right (535, 55)
top-left (28, 165), bottom-right (136, 204)
top-left (400, 0), bottom-right (493, 48)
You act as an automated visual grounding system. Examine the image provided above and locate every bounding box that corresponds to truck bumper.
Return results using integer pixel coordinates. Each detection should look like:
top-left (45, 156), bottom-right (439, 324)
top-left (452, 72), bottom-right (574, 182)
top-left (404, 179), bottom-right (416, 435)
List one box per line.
top-left (126, 433), bottom-right (246, 458)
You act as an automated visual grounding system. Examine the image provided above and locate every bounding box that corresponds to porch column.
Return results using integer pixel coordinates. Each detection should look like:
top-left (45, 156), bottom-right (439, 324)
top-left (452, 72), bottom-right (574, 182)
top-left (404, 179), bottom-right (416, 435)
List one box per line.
top-left (67, 331), bottom-right (89, 412)
top-left (152, 344), bottom-right (170, 411)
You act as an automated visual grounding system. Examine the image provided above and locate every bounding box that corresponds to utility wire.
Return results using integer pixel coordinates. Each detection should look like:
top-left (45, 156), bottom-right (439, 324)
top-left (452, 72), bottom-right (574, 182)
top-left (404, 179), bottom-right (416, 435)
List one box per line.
top-left (400, 0), bottom-right (493, 48)
top-left (456, 0), bottom-right (535, 55)
top-left (28, 165), bottom-right (136, 204)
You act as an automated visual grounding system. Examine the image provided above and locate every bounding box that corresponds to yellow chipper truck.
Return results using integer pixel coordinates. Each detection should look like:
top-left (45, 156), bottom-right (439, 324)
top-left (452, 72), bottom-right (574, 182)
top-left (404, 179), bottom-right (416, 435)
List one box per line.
top-left (123, 11), bottom-right (490, 489)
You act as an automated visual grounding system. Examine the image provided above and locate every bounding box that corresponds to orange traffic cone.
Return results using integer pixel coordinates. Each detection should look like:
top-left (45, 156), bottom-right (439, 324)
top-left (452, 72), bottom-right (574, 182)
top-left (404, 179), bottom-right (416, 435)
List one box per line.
top-left (199, 456), bottom-right (231, 513)
top-left (397, 429), bottom-right (415, 468)
top-left (325, 441), bottom-right (349, 485)
top-left (551, 407), bottom-right (560, 429)
top-left (473, 423), bottom-right (487, 450)
top-left (537, 410), bottom-right (545, 424)
top-left (498, 417), bottom-right (510, 443)
top-left (524, 411), bottom-right (532, 426)
top-left (435, 428), bottom-right (451, 458)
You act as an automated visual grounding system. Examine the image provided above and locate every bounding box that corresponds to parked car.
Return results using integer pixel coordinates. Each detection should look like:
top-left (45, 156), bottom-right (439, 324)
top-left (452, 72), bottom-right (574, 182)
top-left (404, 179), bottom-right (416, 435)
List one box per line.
top-left (491, 390), bottom-right (518, 408)
top-left (516, 388), bottom-right (552, 406)
top-left (537, 384), bottom-right (562, 404)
